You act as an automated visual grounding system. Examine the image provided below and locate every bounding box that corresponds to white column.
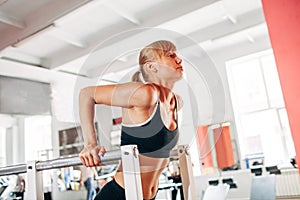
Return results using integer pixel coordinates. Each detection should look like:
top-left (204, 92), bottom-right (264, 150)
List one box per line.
top-left (121, 145), bottom-right (143, 200)
top-left (26, 160), bottom-right (44, 200)
top-left (5, 127), bottom-right (13, 165)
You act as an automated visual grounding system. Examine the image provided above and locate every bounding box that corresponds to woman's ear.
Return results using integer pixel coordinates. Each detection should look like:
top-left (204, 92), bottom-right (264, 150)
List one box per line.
top-left (145, 61), bottom-right (158, 73)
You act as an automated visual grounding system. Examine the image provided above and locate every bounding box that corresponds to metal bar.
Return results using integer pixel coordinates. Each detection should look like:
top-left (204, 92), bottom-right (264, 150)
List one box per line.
top-left (170, 148), bottom-right (179, 159)
top-left (36, 149), bottom-right (121, 171)
top-left (0, 149), bottom-right (121, 176)
top-left (0, 164), bottom-right (27, 176)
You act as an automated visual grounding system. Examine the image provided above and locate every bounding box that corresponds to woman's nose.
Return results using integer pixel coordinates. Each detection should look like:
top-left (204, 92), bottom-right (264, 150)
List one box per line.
top-left (176, 57), bottom-right (182, 64)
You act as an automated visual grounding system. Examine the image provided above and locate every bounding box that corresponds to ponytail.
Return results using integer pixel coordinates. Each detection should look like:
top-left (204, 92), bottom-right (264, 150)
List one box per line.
top-left (131, 71), bottom-right (146, 83)
top-left (131, 71), bottom-right (141, 82)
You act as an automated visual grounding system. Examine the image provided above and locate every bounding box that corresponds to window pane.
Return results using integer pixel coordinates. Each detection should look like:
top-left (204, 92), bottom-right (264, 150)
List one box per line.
top-left (25, 116), bottom-right (52, 161)
top-left (230, 59), bottom-right (269, 113)
top-left (240, 109), bottom-right (286, 166)
top-left (261, 54), bottom-right (285, 107)
top-left (278, 108), bottom-right (296, 158)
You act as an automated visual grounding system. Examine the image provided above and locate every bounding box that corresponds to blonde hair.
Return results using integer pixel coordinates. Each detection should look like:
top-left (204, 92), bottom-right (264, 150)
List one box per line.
top-left (131, 40), bottom-right (177, 82)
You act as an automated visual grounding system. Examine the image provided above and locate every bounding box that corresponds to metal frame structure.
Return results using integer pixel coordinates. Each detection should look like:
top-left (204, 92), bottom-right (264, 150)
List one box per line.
top-left (173, 145), bottom-right (197, 200)
top-left (0, 145), bottom-right (142, 200)
top-left (0, 144), bottom-right (196, 200)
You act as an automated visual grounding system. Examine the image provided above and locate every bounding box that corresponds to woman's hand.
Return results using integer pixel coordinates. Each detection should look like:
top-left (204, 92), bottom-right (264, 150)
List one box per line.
top-left (79, 145), bottom-right (106, 167)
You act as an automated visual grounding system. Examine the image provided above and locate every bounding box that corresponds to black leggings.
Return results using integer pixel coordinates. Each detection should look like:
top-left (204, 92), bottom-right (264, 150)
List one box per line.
top-left (95, 179), bottom-right (156, 200)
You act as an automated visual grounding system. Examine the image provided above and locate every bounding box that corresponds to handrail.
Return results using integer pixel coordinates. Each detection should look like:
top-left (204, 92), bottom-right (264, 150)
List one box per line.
top-left (0, 145), bottom-right (194, 200)
top-left (0, 164), bottom-right (27, 176)
top-left (0, 149), bottom-right (121, 176)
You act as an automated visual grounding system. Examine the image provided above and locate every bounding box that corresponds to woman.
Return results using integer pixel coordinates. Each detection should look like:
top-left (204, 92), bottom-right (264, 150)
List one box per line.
top-left (79, 166), bottom-right (97, 200)
top-left (79, 40), bottom-right (184, 199)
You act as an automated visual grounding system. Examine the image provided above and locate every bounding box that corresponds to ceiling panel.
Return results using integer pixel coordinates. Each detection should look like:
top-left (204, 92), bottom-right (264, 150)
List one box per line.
top-left (15, 34), bottom-right (76, 58)
top-left (0, 0), bottom-right (269, 83)
top-left (57, 5), bottom-right (127, 40)
top-left (222, 0), bottom-right (262, 15)
top-left (113, 0), bottom-right (165, 13)
top-left (0, 0), bottom-right (52, 19)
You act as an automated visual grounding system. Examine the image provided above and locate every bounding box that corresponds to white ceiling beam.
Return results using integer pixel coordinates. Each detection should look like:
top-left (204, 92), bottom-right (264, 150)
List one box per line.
top-left (223, 14), bottom-right (237, 24)
top-left (46, 26), bottom-right (87, 48)
top-left (86, 57), bottom-right (137, 78)
top-left (9, 23), bottom-right (87, 49)
top-left (12, 25), bottom-right (54, 47)
top-left (0, 11), bottom-right (26, 29)
top-left (0, 58), bottom-right (55, 83)
top-left (209, 23), bottom-right (266, 43)
top-left (104, 2), bottom-right (140, 25)
top-left (0, 46), bottom-right (42, 66)
top-left (187, 8), bottom-right (265, 44)
top-left (194, 23), bottom-right (267, 53)
top-left (245, 33), bottom-right (255, 43)
top-left (0, 0), bottom-right (92, 50)
top-left (53, 0), bottom-right (106, 27)
top-left (139, 0), bottom-right (220, 27)
top-left (0, 58), bottom-right (91, 84)
top-left (53, 54), bottom-right (89, 75)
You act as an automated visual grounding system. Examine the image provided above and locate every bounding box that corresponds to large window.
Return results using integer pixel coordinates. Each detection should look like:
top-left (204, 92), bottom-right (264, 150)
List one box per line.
top-left (226, 49), bottom-right (295, 167)
top-left (0, 127), bottom-right (6, 166)
top-left (24, 115), bottom-right (52, 161)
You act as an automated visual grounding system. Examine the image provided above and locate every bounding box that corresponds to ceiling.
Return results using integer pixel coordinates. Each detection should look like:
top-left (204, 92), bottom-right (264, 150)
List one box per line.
top-left (0, 0), bottom-right (268, 83)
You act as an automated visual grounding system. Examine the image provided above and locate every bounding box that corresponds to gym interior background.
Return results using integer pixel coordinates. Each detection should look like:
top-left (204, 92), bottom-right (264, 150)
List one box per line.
top-left (0, 0), bottom-right (299, 199)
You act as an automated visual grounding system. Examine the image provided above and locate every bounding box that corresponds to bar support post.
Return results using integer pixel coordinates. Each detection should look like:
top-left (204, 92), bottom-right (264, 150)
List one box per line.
top-left (26, 160), bottom-right (44, 200)
top-left (178, 145), bottom-right (197, 200)
top-left (121, 145), bottom-right (143, 200)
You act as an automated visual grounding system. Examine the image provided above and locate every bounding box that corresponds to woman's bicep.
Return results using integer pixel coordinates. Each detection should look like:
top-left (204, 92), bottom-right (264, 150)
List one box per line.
top-left (93, 84), bottom-right (117, 105)
top-left (93, 83), bottom-right (156, 108)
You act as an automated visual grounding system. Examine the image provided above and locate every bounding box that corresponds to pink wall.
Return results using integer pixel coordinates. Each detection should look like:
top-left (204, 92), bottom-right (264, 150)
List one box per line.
top-left (197, 126), bottom-right (213, 168)
top-left (213, 126), bottom-right (234, 169)
top-left (262, 0), bottom-right (300, 172)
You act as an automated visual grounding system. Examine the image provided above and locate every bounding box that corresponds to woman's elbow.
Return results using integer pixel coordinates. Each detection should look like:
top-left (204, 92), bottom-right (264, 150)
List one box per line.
top-left (79, 87), bottom-right (95, 101)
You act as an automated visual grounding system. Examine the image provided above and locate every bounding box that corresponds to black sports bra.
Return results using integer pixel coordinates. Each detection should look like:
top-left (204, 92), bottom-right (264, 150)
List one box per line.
top-left (120, 99), bottom-right (179, 158)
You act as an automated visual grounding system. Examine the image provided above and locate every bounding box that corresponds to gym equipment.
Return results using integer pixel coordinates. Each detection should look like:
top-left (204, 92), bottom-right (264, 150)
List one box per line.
top-left (0, 145), bottom-right (142, 200)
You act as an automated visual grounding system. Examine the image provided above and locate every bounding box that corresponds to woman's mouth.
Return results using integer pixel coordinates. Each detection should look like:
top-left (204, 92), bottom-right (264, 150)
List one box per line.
top-left (176, 66), bottom-right (183, 71)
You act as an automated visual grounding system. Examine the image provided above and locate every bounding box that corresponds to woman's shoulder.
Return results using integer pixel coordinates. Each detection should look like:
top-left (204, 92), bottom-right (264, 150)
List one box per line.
top-left (130, 82), bottom-right (158, 96)
top-left (122, 82), bottom-right (159, 107)
top-left (119, 82), bottom-right (157, 93)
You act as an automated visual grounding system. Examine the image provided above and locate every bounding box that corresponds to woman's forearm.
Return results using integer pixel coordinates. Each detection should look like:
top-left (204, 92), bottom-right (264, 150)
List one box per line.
top-left (79, 87), bottom-right (98, 147)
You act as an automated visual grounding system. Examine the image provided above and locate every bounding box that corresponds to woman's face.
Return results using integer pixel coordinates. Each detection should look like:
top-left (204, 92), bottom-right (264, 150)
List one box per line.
top-left (155, 51), bottom-right (183, 81)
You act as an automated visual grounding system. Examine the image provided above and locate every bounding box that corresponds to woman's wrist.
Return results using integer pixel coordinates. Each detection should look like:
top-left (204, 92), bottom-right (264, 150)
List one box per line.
top-left (84, 142), bottom-right (98, 148)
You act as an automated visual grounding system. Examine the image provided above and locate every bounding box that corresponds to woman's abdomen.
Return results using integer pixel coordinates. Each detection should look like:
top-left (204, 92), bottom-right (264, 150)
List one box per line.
top-left (114, 155), bottom-right (169, 199)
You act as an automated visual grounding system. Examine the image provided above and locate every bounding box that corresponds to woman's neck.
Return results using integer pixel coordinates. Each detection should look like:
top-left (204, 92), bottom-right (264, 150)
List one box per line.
top-left (151, 79), bottom-right (174, 90)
